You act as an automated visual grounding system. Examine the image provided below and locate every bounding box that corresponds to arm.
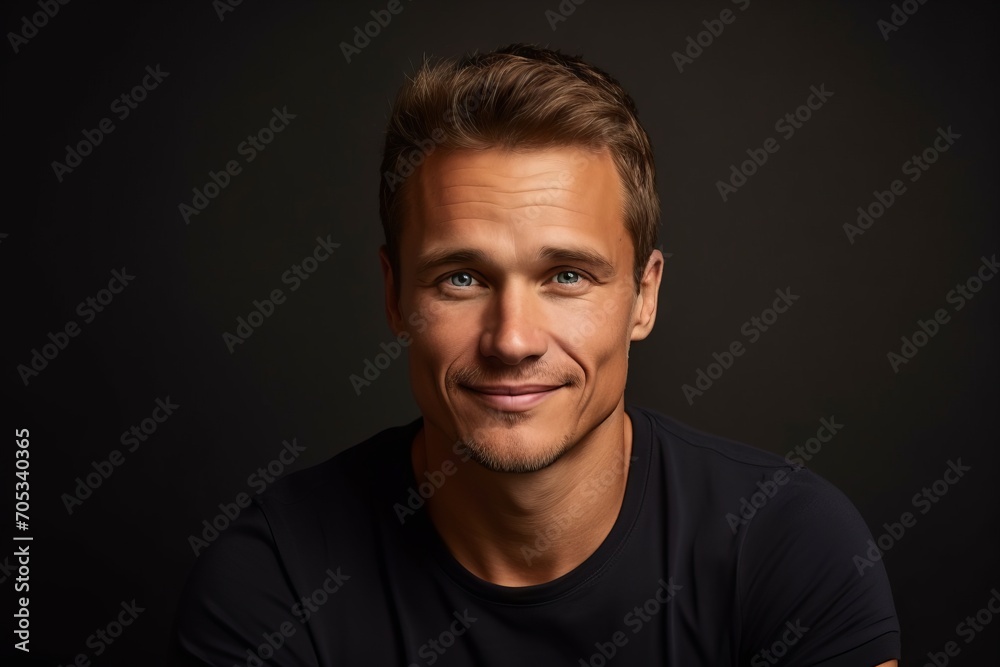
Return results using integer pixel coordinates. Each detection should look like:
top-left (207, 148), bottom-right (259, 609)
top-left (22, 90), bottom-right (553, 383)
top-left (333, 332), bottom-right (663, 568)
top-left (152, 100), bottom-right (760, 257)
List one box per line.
top-left (173, 503), bottom-right (320, 666)
top-left (735, 469), bottom-right (901, 667)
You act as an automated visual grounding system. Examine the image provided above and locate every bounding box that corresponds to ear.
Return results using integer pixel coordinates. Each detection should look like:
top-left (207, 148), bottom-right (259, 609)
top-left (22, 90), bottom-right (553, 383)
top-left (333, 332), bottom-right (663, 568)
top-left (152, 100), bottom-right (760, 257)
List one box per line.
top-left (379, 245), bottom-right (405, 335)
top-left (630, 249), bottom-right (664, 342)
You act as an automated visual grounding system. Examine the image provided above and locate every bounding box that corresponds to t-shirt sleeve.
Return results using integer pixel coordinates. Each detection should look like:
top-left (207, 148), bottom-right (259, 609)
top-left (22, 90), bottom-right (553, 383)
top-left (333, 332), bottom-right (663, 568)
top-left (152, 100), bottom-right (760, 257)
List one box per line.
top-left (735, 469), bottom-right (900, 667)
top-left (172, 502), bottom-right (320, 667)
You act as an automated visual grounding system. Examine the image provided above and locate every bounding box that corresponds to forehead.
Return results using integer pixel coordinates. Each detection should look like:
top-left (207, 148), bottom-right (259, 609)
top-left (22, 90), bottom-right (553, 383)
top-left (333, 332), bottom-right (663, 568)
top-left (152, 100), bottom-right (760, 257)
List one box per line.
top-left (402, 146), bottom-right (626, 248)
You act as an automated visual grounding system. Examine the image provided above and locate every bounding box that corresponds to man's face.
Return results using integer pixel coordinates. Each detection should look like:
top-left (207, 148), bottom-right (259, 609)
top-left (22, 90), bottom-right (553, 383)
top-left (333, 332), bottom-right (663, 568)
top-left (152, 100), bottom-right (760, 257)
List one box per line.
top-left (381, 145), bottom-right (661, 473)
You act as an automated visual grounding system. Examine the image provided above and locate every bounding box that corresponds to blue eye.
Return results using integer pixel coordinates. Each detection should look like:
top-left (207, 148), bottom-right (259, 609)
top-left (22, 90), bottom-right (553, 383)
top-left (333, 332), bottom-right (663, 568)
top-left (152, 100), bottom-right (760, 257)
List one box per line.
top-left (554, 271), bottom-right (581, 284)
top-left (448, 272), bottom-right (475, 287)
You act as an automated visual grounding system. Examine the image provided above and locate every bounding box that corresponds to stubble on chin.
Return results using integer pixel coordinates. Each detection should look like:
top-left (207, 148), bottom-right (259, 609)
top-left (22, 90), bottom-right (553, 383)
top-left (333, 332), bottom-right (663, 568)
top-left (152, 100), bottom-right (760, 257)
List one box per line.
top-left (445, 362), bottom-right (582, 473)
top-left (457, 416), bottom-right (575, 474)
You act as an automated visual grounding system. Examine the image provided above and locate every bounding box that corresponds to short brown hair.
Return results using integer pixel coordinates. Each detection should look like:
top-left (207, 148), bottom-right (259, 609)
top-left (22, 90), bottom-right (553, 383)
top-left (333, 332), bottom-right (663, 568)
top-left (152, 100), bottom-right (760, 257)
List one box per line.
top-left (379, 43), bottom-right (659, 291)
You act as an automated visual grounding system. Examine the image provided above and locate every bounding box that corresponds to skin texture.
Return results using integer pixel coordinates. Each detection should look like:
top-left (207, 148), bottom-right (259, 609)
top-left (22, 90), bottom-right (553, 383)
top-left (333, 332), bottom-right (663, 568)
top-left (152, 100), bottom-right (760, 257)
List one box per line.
top-left (378, 146), bottom-right (901, 667)
top-left (380, 145), bottom-right (662, 586)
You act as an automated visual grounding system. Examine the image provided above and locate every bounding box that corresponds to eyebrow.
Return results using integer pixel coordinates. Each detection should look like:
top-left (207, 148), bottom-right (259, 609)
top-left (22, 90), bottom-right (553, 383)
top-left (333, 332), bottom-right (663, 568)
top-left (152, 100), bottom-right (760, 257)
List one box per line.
top-left (538, 246), bottom-right (617, 278)
top-left (414, 245), bottom-right (617, 279)
top-left (414, 248), bottom-right (489, 276)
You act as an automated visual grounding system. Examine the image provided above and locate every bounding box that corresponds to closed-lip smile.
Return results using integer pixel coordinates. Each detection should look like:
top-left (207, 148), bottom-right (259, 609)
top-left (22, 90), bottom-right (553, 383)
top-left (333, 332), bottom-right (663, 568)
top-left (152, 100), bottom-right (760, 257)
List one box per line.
top-left (461, 383), bottom-right (564, 411)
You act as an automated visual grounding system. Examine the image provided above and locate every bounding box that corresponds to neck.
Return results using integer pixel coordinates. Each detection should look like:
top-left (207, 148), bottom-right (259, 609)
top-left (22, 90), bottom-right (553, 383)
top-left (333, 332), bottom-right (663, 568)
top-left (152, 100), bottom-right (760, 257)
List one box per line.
top-left (412, 402), bottom-right (633, 587)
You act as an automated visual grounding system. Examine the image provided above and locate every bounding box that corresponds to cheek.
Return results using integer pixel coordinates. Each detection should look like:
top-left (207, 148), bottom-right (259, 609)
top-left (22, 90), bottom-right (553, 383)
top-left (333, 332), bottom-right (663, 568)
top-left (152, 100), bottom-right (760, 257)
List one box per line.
top-left (557, 296), bottom-right (632, 358)
top-left (405, 299), bottom-right (477, 367)
top-left (401, 292), bottom-right (449, 340)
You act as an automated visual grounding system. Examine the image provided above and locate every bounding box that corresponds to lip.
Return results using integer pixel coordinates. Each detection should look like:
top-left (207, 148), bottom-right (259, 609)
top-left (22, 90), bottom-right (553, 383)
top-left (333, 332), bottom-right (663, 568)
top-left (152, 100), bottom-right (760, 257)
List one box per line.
top-left (461, 384), bottom-right (564, 411)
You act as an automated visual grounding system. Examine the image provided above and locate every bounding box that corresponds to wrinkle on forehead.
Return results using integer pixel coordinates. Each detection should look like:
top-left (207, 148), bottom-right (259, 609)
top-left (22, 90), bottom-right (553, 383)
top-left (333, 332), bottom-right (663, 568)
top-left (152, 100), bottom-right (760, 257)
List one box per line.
top-left (428, 202), bottom-right (598, 226)
top-left (411, 147), bottom-right (620, 230)
top-left (393, 145), bottom-right (633, 289)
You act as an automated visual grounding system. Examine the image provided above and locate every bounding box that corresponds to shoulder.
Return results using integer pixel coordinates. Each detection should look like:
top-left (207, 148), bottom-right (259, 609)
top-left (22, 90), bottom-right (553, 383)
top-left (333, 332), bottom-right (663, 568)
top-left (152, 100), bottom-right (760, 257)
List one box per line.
top-left (225, 418), bottom-right (414, 534)
top-left (732, 467), bottom-right (901, 665)
top-left (631, 404), bottom-right (805, 505)
top-left (631, 405), bottom-right (883, 575)
top-left (630, 405), bottom-right (899, 664)
top-left (233, 416), bottom-right (420, 559)
top-left (174, 417), bottom-right (419, 664)
top-left (632, 404), bottom-right (866, 565)
top-left (260, 417), bottom-right (419, 507)
top-left (633, 404), bottom-right (794, 469)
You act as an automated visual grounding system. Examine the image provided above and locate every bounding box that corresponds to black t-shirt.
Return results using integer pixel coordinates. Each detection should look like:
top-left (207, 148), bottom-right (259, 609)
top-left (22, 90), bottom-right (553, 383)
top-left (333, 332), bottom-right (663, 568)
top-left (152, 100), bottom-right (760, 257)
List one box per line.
top-left (173, 404), bottom-right (900, 666)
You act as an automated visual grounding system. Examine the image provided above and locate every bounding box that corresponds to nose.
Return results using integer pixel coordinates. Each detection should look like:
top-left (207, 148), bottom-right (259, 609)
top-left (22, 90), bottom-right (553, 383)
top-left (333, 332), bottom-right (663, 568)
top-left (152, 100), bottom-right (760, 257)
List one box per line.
top-left (478, 283), bottom-right (548, 365)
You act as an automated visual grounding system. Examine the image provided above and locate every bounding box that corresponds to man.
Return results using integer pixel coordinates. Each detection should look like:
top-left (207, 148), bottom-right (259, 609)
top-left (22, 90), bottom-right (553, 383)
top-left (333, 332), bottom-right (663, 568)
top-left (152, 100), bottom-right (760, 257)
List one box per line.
top-left (174, 44), bottom-right (900, 666)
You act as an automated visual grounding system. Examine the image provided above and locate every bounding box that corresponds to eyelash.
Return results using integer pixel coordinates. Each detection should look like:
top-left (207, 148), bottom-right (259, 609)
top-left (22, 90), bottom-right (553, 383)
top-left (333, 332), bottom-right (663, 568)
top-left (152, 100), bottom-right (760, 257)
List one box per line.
top-left (441, 269), bottom-right (591, 289)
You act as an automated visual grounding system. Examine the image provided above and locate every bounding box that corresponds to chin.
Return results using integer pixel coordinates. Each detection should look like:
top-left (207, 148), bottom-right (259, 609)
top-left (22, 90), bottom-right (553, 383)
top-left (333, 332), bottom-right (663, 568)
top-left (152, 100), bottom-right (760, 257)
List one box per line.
top-left (456, 419), bottom-right (576, 474)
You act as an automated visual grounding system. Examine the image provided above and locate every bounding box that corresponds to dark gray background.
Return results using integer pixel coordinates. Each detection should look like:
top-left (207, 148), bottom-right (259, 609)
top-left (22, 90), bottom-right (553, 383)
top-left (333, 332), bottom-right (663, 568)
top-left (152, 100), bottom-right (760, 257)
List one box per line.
top-left (2, 0), bottom-right (998, 665)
